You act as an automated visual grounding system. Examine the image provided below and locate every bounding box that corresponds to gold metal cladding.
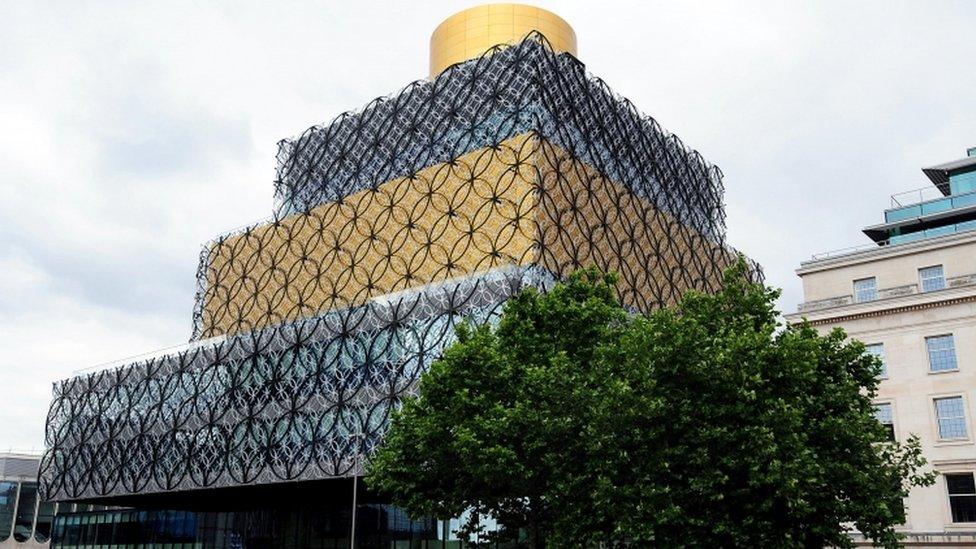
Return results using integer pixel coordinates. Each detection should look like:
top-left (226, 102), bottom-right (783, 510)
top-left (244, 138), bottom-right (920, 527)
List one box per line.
top-left (534, 139), bottom-right (735, 309)
top-left (429, 4), bottom-right (577, 77)
top-left (198, 133), bottom-right (736, 338)
top-left (201, 133), bottom-right (540, 337)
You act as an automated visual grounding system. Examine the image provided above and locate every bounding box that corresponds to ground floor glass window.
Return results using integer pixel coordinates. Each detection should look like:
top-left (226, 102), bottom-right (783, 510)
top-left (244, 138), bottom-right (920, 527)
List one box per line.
top-left (946, 473), bottom-right (976, 523)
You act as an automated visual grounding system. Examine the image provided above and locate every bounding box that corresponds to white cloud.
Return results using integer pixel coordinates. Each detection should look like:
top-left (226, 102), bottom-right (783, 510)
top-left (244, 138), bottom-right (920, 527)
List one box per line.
top-left (0, 0), bottom-right (974, 449)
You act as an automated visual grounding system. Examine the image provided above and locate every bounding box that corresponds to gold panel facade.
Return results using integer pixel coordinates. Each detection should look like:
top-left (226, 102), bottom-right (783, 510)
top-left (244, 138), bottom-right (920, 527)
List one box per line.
top-left (202, 133), bottom-right (734, 337)
top-left (429, 4), bottom-right (577, 77)
top-left (199, 133), bottom-right (734, 338)
top-left (535, 140), bottom-right (737, 311)
top-left (201, 133), bottom-right (540, 337)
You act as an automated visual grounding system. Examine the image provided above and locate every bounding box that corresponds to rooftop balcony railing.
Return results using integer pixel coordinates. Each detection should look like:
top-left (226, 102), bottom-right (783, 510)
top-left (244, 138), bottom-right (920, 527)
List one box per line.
top-left (809, 221), bottom-right (976, 261)
top-left (885, 188), bottom-right (976, 223)
top-left (889, 185), bottom-right (947, 208)
top-left (809, 241), bottom-right (887, 261)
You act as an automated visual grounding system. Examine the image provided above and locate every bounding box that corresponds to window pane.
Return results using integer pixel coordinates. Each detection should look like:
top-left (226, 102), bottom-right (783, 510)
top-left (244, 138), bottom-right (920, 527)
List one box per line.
top-left (874, 403), bottom-right (895, 441)
top-left (52, 513), bottom-right (66, 545)
top-left (854, 277), bottom-right (877, 302)
top-left (13, 482), bottom-right (37, 542)
top-left (866, 343), bottom-right (887, 378)
top-left (0, 482), bottom-right (16, 541)
top-left (920, 265), bottom-right (946, 292)
top-left (950, 495), bottom-right (976, 523)
top-left (927, 335), bottom-right (958, 372)
top-left (947, 473), bottom-right (976, 495)
top-left (34, 500), bottom-right (55, 543)
top-left (874, 403), bottom-right (893, 424)
top-left (935, 397), bottom-right (968, 439)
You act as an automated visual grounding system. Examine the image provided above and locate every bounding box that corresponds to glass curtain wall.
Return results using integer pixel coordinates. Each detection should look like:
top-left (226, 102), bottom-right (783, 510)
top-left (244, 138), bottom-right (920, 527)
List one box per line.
top-left (0, 480), bottom-right (55, 545)
top-left (50, 506), bottom-right (524, 548)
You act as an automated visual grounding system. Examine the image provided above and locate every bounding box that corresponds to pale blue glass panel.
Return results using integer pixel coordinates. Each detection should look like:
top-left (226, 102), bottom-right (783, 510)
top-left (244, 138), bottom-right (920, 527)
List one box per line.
top-left (958, 220), bottom-right (976, 233)
top-left (921, 197), bottom-right (953, 215)
top-left (927, 225), bottom-right (955, 238)
top-left (951, 191), bottom-right (976, 208)
top-left (885, 205), bottom-right (921, 223)
top-left (950, 170), bottom-right (976, 195)
top-left (890, 231), bottom-right (925, 245)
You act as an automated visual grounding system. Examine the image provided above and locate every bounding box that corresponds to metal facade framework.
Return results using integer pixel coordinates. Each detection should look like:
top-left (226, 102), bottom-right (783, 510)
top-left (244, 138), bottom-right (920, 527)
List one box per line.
top-left (40, 33), bottom-right (759, 502)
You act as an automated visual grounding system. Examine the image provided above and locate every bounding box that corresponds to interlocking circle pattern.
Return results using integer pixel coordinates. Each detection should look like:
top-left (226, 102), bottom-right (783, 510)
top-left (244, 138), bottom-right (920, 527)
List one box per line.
top-left (41, 34), bottom-right (759, 502)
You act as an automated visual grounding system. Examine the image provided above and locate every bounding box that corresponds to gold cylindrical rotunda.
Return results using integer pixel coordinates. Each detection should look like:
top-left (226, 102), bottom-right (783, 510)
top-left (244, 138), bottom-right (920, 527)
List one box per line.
top-left (429, 3), bottom-right (577, 77)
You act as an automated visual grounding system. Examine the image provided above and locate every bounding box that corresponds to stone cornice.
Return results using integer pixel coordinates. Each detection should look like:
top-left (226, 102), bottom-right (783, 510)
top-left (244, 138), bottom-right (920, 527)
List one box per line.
top-left (787, 292), bottom-right (976, 326)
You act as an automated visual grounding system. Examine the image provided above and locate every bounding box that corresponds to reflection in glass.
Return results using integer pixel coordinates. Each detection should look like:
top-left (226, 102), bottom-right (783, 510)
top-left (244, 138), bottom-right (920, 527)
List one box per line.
top-left (13, 482), bottom-right (37, 542)
top-left (0, 481), bottom-right (16, 541)
top-left (35, 500), bottom-right (55, 542)
top-left (51, 504), bottom-right (450, 547)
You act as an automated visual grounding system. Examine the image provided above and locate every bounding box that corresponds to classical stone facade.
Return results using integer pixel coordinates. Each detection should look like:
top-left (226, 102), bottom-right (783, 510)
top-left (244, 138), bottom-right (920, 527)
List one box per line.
top-left (787, 148), bottom-right (976, 546)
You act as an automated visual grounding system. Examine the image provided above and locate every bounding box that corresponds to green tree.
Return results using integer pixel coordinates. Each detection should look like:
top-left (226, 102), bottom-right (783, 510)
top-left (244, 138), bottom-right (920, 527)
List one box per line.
top-left (366, 262), bottom-right (934, 548)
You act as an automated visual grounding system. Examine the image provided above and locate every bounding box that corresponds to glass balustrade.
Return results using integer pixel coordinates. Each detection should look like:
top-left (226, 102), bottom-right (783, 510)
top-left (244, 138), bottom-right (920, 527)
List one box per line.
top-left (885, 190), bottom-right (976, 223)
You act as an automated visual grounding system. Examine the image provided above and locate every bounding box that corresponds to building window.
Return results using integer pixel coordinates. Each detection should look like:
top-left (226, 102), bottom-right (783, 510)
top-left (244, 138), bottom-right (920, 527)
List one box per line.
top-left (866, 343), bottom-right (887, 379)
top-left (919, 265), bottom-right (946, 292)
top-left (935, 396), bottom-right (968, 440)
top-left (927, 335), bottom-right (958, 372)
top-left (0, 481), bottom-right (16, 541)
top-left (13, 482), bottom-right (36, 542)
top-left (874, 402), bottom-right (895, 441)
top-left (854, 277), bottom-right (877, 303)
top-left (946, 473), bottom-right (976, 523)
top-left (34, 501), bottom-right (55, 543)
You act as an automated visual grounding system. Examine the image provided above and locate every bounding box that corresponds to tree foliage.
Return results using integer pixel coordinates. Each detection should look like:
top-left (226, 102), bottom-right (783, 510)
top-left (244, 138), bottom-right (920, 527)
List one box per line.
top-left (366, 261), bottom-right (934, 547)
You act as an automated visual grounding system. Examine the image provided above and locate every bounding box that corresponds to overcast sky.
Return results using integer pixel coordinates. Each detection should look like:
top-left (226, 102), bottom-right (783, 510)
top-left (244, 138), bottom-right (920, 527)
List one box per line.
top-left (1, 1), bottom-right (974, 450)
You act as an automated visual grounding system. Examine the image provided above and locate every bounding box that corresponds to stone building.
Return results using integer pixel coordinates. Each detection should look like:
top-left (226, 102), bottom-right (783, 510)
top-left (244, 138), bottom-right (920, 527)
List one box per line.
top-left (787, 147), bottom-right (976, 546)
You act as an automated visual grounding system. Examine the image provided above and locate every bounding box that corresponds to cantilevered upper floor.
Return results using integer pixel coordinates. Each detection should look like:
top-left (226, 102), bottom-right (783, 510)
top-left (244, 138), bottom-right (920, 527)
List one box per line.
top-left (785, 147), bottom-right (976, 541)
top-left (789, 147), bottom-right (976, 320)
top-left (863, 147), bottom-right (976, 245)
